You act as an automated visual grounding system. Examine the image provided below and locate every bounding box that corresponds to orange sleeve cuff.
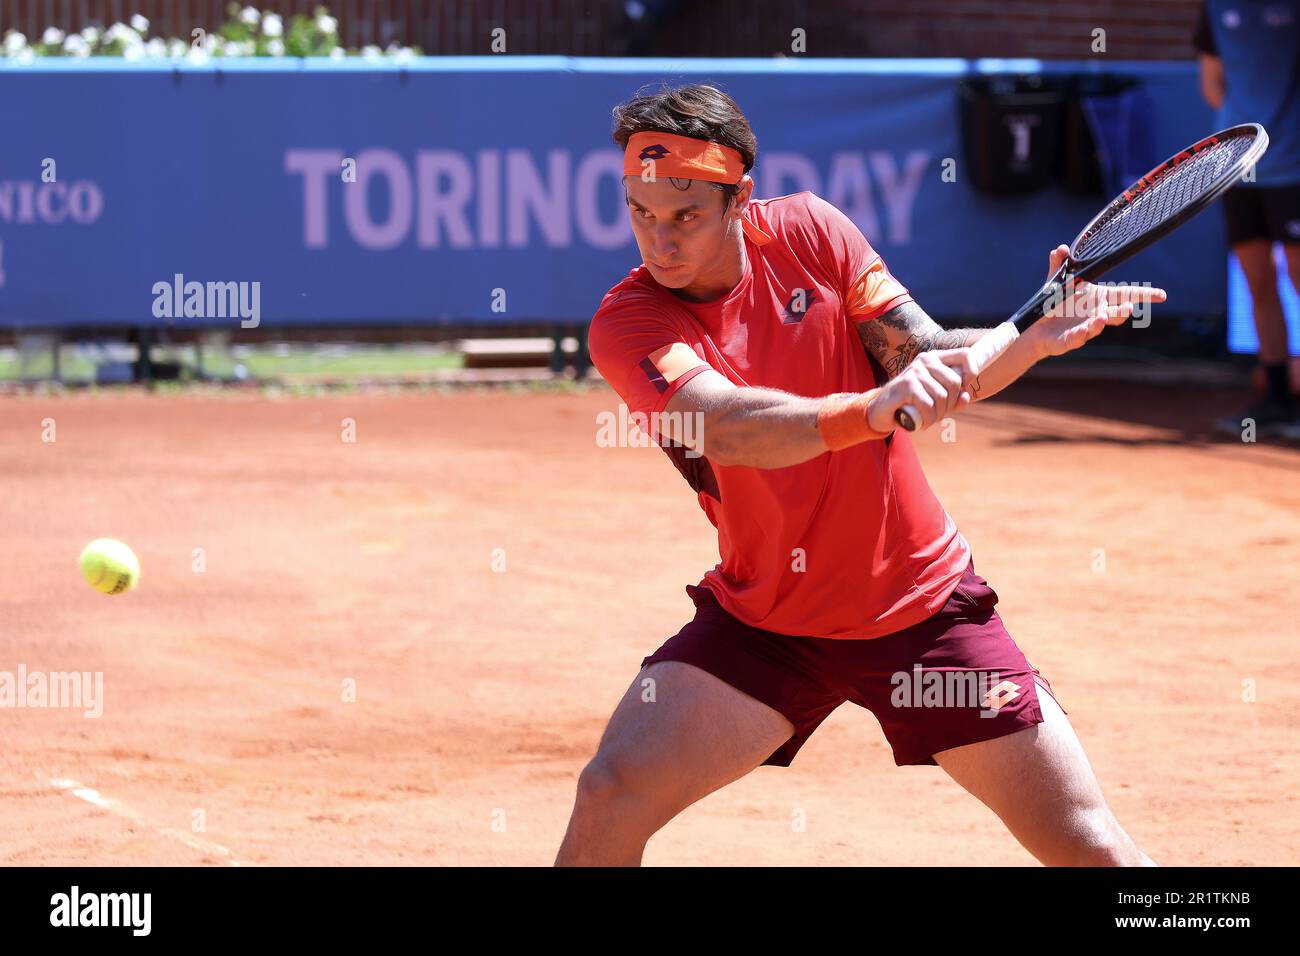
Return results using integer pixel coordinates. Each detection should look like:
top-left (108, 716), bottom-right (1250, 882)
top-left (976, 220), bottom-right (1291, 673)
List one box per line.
top-left (845, 257), bottom-right (913, 321)
top-left (817, 388), bottom-right (892, 451)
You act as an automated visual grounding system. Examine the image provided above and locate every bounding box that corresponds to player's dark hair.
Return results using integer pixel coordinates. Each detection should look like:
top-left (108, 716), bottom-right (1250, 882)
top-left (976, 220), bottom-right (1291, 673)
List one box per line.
top-left (611, 83), bottom-right (757, 210)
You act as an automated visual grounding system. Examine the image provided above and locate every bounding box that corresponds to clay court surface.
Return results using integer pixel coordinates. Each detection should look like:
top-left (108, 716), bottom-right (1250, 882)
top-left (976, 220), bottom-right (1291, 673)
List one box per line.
top-left (1, 378), bottom-right (1297, 866)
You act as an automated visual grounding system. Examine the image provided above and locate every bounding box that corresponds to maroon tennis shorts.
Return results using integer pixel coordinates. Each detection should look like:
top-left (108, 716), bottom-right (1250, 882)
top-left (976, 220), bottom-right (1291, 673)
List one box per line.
top-left (640, 559), bottom-right (1065, 767)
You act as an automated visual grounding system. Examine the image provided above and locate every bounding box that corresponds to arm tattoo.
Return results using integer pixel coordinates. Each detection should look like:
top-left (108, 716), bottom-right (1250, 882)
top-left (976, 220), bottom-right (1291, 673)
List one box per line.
top-left (859, 315), bottom-right (889, 359)
top-left (855, 301), bottom-right (986, 393)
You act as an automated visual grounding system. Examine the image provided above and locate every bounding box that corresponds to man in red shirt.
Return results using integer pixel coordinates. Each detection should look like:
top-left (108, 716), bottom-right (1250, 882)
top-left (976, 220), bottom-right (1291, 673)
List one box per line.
top-left (556, 84), bottom-right (1165, 866)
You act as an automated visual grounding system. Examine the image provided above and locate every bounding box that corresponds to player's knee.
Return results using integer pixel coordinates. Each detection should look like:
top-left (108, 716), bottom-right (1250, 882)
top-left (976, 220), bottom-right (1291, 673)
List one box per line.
top-left (574, 751), bottom-right (655, 810)
top-left (1058, 807), bottom-right (1137, 867)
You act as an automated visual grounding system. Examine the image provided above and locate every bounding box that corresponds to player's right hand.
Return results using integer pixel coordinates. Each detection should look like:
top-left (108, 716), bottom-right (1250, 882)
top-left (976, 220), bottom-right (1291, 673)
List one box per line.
top-left (866, 349), bottom-right (975, 433)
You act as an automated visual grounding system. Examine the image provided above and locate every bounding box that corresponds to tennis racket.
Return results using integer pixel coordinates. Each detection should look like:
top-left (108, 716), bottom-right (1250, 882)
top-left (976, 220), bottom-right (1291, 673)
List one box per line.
top-left (896, 122), bottom-right (1270, 432)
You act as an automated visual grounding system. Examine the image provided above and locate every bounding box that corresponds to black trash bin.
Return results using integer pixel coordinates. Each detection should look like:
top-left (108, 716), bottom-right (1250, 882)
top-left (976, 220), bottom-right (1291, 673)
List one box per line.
top-left (1059, 74), bottom-right (1141, 197)
top-left (959, 74), bottom-right (1066, 195)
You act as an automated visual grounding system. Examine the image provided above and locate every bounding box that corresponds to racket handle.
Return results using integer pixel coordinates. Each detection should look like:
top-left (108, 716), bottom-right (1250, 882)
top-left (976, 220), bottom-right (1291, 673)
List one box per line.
top-left (894, 322), bottom-right (1021, 432)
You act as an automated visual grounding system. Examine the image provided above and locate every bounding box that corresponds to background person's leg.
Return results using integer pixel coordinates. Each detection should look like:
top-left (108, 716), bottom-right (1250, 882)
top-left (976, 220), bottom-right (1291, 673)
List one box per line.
top-left (1238, 239), bottom-right (1289, 368)
top-left (555, 661), bottom-right (795, 866)
top-left (1220, 239), bottom-right (1295, 434)
top-left (1277, 241), bottom-right (1300, 437)
top-left (934, 685), bottom-right (1155, 866)
top-left (1282, 240), bottom-right (1300, 345)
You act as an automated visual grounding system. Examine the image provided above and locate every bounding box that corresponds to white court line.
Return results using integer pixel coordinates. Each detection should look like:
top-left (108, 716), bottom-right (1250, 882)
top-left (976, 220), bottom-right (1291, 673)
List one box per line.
top-left (48, 777), bottom-right (247, 866)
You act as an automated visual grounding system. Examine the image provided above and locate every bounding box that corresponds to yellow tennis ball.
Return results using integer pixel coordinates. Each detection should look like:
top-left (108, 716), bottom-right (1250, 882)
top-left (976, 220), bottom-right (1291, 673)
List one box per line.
top-left (79, 538), bottom-right (140, 595)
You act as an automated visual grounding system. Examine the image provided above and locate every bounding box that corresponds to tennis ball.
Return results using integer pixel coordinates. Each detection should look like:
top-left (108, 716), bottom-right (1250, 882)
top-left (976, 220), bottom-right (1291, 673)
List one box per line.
top-left (79, 538), bottom-right (140, 595)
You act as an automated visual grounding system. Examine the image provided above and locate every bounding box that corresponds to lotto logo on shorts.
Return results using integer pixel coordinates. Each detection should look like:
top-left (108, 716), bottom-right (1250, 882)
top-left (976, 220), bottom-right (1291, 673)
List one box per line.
top-left (982, 680), bottom-right (1022, 714)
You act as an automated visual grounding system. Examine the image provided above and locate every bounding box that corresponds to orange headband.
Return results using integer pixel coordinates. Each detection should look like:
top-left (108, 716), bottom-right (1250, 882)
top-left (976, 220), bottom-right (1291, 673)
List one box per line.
top-left (622, 131), bottom-right (745, 185)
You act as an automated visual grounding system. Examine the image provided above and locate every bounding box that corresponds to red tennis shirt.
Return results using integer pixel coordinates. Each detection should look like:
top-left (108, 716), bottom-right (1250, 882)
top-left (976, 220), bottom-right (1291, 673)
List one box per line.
top-left (589, 191), bottom-right (971, 639)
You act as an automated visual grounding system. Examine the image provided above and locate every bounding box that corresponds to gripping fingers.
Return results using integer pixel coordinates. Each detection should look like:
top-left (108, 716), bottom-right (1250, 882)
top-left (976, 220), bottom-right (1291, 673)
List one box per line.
top-left (920, 363), bottom-right (964, 420)
top-left (906, 378), bottom-right (940, 430)
top-left (898, 393), bottom-right (971, 432)
top-left (897, 363), bottom-right (965, 432)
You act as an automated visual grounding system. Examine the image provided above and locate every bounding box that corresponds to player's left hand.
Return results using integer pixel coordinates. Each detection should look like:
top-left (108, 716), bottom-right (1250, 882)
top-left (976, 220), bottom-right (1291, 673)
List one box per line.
top-left (1028, 244), bottom-right (1168, 359)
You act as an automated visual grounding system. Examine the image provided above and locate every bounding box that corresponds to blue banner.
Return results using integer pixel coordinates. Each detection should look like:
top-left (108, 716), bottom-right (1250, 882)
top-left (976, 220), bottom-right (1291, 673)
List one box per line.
top-left (0, 58), bottom-right (1224, 330)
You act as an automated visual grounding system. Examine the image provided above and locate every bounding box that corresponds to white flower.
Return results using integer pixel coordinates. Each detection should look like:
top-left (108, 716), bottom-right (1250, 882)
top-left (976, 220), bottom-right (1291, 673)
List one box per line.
top-left (63, 34), bottom-right (90, 56)
top-left (266, 38), bottom-right (284, 56)
top-left (241, 39), bottom-right (256, 56)
top-left (224, 42), bottom-right (242, 58)
top-left (167, 38), bottom-right (186, 57)
top-left (145, 37), bottom-right (166, 57)
top-left (15, 47), bottom-right (35, 63)
top-left (316, 14), bottom-right (337, 34)
top-left (130, 14), bottom-right (149, 34)
top-left (106, 23), bottom-right (138, 44)
top-left (80, 26), bottom-right (100, 45)
top-left (123, 44), bottom-right (144, 60)
top-left (361, 44), bottom-right (382, 58)
top-left (42, 27), bottom-right (65, 46)
top-left (391, 46), bottom-right (415, 63)
top-left (328, 46), bottom-right (345, 59)
top-left (261, 13), bottom-right (283, 37)
top-left (187, 48), bottom-right (210, 64)
top-left (3, 32), bottom-right (27, 54)
top-left (240, 7), bottom-right (260, 26)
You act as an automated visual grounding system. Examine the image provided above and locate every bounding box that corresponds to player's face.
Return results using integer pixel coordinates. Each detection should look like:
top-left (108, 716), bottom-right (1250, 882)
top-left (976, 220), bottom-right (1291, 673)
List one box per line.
top-left (623, 177), bottom-right (742, 294)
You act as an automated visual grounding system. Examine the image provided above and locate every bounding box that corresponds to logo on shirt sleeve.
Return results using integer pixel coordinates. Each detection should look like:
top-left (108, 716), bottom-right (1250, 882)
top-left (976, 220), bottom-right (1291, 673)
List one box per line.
top-left (639, 342), bottom-right (706, 394)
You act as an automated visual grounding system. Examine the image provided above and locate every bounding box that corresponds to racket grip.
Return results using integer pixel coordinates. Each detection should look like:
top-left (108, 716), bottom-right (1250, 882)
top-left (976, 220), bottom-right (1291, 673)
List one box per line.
top-left (894, 322), bottom-right (1021, 432)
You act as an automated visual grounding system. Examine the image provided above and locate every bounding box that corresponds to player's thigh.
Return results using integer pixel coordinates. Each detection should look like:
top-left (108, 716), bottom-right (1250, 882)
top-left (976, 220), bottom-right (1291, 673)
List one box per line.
top-left (933, 685), bottom-right (1116, 849)
top-left (586, 661), bottom-right (794, 808)
top-left (1234, 238), bottom-right (1278, 290)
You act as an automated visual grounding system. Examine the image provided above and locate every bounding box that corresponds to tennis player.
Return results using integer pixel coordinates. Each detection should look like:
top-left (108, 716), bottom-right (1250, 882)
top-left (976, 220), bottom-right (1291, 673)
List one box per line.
top-left (556, 84), bottom-right (1166, 867)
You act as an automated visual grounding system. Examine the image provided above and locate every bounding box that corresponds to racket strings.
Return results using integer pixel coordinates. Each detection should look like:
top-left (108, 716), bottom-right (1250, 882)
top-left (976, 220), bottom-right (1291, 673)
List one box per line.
top-left (1075, 134), bottom-right (1259, 261)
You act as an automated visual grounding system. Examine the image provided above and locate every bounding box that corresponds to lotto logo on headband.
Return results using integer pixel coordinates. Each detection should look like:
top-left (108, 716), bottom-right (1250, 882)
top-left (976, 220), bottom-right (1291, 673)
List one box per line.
top-left (623, 131), bottom-right (744, 185)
